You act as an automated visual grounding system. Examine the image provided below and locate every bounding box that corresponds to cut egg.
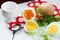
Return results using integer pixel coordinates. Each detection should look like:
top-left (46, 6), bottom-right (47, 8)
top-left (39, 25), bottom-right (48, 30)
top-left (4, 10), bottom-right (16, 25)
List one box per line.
top-left (47, 22), bottom-right (60, 36)
top-left (24, 21), bottom-right (38, 33)
top-left (23, 7), bottom-right (36, 21)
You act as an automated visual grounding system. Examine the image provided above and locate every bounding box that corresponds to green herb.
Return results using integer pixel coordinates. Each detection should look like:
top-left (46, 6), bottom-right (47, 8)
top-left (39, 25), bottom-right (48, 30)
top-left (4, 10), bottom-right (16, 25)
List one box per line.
top-left (41, 32), bottom-right (48, 40)
top-left (55, 16), bottom-right (60, 21)
top-left (37, 7), bottom-right (42, 13)
top-left (36, 16), bottom-right (60, 26)
top-left (37, 7), bottom-right (44, 16)
top-left (43, 35), bottom-right (48, 40)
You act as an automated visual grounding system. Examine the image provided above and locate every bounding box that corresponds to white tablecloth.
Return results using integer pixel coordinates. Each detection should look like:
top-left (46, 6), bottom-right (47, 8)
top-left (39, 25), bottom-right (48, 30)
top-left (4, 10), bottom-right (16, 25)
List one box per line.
top-left (0, 0), bottom-right (60, 40)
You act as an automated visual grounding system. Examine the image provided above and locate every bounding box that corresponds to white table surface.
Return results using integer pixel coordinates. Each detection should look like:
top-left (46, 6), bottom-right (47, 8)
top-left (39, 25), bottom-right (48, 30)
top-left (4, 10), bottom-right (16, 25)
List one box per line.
top-left (0, 0), bottom-right (60, 40)
top-left (0, 2), bottom-right (33, 40)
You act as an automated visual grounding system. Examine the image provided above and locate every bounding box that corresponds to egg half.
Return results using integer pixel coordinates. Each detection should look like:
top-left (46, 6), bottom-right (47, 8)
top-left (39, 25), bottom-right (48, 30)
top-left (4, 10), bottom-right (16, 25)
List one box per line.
top-left (47, 22), bottom-right (60, 36)
top-left (23, 7), bottom-right (36, 22)
top-left (24, 21), bottom-right (38, 33)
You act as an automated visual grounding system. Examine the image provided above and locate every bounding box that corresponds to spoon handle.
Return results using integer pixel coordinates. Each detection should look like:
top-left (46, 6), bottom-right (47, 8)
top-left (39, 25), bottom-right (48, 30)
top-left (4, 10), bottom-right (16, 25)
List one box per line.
top-left (12, 31), bottom-right (17, 40)
top-left (12, 34), bottom-right (15, 40)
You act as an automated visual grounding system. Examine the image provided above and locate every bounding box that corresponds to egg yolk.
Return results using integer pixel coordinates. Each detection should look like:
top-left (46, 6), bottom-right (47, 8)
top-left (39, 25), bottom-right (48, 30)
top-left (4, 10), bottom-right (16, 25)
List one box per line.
top-left (26, 21), bottom-right (37, 31)
top-left (48, 24), bottom-right (58, 35)
top-left (23, 9), bottom-right (34, 20)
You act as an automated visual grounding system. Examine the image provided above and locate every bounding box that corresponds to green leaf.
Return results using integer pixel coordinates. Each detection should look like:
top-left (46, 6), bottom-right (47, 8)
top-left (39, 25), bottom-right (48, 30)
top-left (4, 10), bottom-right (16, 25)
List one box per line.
top-left (36, 15), bottom-right (60, 26)
top-left (37, 7), bottom-right (44, 16)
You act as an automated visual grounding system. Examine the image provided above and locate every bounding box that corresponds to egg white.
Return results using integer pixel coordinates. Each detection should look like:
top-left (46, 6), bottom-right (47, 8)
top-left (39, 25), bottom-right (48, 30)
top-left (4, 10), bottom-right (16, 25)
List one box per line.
top-left (47, 22), bottom-right (60, 38)
top-left (24, 20), bottom-right (38, 33)
top-left (22, 7), bottom-right (36, 22)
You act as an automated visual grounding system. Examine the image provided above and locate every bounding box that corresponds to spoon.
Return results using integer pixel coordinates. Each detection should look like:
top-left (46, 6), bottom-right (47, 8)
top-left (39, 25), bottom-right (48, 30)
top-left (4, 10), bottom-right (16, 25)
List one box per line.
top-left (11, 24), bottom-right (22, 40)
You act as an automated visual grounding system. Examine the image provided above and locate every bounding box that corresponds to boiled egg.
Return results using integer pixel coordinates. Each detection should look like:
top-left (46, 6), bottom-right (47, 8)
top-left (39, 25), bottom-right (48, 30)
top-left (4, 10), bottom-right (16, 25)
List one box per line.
top-left (24, 21), bottom-right (38, 33)
top-left (23, 7), bottom-right (36, 21)
top-left (38, 3), bottom-right (54, 16)
top-left (47, 22), bottom-right (60, 36)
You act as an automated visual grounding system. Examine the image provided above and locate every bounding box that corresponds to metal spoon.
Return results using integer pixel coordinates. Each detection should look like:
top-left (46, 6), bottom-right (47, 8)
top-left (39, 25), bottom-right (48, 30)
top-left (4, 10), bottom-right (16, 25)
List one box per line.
top-left (12, 24), bottom-right (22, 40)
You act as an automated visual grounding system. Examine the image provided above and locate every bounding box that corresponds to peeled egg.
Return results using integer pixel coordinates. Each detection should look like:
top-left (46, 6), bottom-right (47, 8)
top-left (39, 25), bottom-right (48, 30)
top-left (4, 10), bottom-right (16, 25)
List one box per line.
top-left (39, 3), bottom-right (55, 16)
top-left (47, 22), bottom-right (60, 36)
